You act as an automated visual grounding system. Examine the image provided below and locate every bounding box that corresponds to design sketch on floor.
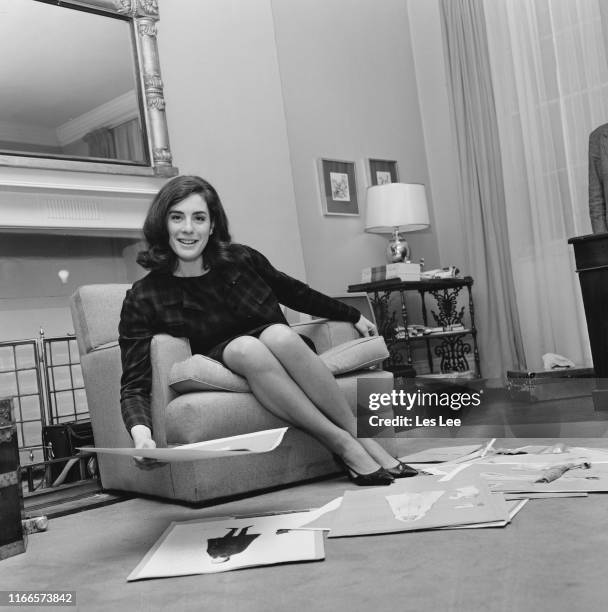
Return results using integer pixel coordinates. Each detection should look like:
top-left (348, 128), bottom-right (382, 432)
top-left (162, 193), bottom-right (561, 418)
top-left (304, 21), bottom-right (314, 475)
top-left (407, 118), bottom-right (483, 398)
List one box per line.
top-left (449, 485), bottom-right (484, 508)
top-left (386, 490), bottom-right (444, 522)
top-left (206, 526), bottom-right (261, 564)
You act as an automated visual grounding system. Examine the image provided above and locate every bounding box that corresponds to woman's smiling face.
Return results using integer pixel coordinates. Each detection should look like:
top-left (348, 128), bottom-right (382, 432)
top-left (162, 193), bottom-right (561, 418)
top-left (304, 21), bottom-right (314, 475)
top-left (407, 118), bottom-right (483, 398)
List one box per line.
top-left (167, 193), bottom-right (213, 274)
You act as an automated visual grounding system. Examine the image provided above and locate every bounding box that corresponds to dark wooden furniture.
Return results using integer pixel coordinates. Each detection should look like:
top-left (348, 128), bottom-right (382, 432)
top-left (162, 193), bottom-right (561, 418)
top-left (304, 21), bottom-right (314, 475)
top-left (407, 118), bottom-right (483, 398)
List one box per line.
top-left (348, 276), bottom-right (481, 378)
top-left (0, 397), bottom-right (26, 560)
top-left (568, 232), bottom-right (608, 409)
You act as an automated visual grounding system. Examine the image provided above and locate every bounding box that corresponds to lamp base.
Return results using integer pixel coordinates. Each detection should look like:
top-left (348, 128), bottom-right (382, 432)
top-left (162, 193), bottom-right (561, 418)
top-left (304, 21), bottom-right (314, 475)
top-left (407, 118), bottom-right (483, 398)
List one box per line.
top-left (386, 230), bottom-right (410, 263)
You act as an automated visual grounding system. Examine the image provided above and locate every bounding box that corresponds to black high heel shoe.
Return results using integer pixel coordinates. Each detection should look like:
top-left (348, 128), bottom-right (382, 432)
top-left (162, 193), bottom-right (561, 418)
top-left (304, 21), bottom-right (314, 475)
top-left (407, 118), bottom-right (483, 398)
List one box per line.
top-left (333, 455), bottom-right (394, 486)
top-left (387, 461), bottom-right (418, 478)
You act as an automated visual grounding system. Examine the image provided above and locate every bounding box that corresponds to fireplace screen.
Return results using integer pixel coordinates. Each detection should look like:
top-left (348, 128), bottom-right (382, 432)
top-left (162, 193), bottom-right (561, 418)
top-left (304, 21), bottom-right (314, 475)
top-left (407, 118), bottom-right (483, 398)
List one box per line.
top-left (0, 332), bottom-right (95, 493)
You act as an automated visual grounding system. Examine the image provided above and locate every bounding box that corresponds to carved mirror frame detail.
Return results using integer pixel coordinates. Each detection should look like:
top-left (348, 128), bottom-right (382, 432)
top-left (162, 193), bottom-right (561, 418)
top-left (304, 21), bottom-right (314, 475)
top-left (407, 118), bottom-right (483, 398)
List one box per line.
top-left (116, 0), bottom-right (175, 174)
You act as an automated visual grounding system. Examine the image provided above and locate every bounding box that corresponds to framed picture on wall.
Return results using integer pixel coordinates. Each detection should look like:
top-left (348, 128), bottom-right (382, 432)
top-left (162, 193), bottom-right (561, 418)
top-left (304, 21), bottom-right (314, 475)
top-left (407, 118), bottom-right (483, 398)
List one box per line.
top-left (317, 158), bottom-right (360, 216)
top-left (368, 159), bottom-right (399, 186)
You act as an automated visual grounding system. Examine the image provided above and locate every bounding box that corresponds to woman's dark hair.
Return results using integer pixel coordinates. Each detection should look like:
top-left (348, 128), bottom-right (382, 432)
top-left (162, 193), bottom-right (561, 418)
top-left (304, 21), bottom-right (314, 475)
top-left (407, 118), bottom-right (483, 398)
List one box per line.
top-left (137, 175), bottom-right (233, 272)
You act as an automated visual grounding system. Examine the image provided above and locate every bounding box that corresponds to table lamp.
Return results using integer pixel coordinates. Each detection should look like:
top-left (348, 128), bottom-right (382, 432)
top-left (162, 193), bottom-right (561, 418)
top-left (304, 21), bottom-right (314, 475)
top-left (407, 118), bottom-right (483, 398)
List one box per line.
top-left (365, 183), bottom-right (430, 262)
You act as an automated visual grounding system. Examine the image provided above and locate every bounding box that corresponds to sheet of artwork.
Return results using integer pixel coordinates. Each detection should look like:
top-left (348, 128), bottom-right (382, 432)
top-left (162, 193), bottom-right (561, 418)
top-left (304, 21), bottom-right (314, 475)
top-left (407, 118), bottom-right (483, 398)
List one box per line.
top-left (489, 443), bottom-right (569, 455)
top-left (290, 498), bottom-right (343, 531)
top-left (327, 475), bottom-right (510, 538)
top-left (329, 172), bottom-right (350, 201)
top-left (299, 497), bottom-right (344, 531)
top-left (230, 498), bottom-right (343, 528)
top-left (128, 512), bottom-right (324, 581)
top-left (459, 460), bottom-right (608, 493)
top-left (299, 493), bottom-right (530, 533)
top-left (79, 427), bottom-right (288, 461)
top-left (479, 446), bottom-right (608, 465)
top-left (397, 444), bottom-right (483, 464)
top-left (438, 498), bottom-right (528, 529)
top-left (505, 492), bottom-right (588, 500)
top-left (298, 494), bottom-right (525, 533)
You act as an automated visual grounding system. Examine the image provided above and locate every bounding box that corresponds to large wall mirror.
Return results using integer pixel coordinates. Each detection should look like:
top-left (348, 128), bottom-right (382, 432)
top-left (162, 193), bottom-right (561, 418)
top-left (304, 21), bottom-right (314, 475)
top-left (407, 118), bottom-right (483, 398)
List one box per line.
top-left (0, 0), bottom-right (176, 176)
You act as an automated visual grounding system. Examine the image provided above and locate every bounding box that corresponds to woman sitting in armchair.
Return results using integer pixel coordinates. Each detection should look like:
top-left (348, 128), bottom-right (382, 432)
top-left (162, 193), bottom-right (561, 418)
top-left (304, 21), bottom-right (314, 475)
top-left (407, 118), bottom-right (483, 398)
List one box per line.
top-left (119, 175), bottom-right (417, 485)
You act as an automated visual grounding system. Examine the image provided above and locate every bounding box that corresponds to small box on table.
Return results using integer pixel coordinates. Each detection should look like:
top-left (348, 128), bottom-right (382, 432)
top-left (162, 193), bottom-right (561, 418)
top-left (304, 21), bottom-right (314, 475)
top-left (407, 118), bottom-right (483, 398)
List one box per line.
top-left (361, 263), bottom-right (421, 283)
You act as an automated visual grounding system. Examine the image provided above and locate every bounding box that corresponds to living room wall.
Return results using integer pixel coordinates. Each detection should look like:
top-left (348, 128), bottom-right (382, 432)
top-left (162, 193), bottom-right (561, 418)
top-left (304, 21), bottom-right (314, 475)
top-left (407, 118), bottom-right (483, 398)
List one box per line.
top-left (157, 0), bottom-right (307, 281)
top-left (270, 0), bottom-right (440, 294)
top-left (158, 0), bottom-right (439, 295)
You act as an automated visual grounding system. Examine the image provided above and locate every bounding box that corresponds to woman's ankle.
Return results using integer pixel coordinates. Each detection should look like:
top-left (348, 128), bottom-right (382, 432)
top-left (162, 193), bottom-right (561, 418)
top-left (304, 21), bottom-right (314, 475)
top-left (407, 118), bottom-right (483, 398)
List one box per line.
top-left (336, 441), bottom-right (381, 475)
top-left (358, 438), bottom-right (400, 469)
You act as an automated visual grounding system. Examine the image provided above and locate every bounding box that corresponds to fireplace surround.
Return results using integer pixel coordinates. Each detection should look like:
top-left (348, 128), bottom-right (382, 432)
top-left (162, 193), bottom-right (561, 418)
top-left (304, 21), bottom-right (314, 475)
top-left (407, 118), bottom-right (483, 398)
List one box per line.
top-left (0, 166), bottom-right (167, 344)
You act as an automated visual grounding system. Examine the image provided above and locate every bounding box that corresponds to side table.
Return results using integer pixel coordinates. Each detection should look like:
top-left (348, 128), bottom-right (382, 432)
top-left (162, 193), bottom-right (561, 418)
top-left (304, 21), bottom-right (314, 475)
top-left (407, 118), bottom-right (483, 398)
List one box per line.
top-left (347, 276), bottom-right (481, 378)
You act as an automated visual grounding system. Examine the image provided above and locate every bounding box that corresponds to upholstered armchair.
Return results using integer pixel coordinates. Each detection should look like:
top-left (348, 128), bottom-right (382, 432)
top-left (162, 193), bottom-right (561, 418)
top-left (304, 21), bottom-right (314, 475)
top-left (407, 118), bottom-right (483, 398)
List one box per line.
top-left (70, 285), bottom-right (395, 503)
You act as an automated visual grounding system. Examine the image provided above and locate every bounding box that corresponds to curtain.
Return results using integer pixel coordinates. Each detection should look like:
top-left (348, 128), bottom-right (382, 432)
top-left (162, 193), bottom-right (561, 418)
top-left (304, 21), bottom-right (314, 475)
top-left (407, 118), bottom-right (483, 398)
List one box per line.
top-left (83, 127), bottom-right (116, 159)
top-left (113, 118), bottom-right (145, 162)
top-left (483, 0), bottom-right (608, 369)
top-left (83, 119), bottom-right (145, 162)
top-left (439, 0), bottom-right (527, 381)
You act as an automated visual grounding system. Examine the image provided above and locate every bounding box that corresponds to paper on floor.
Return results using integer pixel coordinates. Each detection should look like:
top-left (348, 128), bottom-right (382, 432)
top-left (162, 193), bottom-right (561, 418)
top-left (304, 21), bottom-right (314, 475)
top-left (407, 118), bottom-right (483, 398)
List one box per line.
top-left (128, 512), bottom-right (324, 581)
top-left (456, 461), bottom-right (608, 493)
top-left (437, 498), bottom-right (528, 529)
top-left (328, 475), bottom-right (510, 538)
top-left (396, 444), bottom-right (483, 464)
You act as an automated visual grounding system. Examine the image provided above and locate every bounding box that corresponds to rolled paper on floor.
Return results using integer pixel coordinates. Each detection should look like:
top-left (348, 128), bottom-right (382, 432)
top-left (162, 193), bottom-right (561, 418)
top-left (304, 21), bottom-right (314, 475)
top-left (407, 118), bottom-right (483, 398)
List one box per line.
top-left (535, 461), bottom-right (591, 483)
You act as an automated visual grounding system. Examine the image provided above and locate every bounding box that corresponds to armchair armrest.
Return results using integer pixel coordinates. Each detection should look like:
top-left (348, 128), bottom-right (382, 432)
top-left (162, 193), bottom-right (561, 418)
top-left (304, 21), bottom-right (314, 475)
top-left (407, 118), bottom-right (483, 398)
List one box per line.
top-left (150, 334), bottom-right (192, 447)
top-left (290, 293), bottom-right (377, 353)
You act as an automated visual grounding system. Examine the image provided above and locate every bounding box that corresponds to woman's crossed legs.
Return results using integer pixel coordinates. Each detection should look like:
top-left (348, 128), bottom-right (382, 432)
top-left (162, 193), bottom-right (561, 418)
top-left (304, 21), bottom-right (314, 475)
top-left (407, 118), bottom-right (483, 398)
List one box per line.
top-left (222, 324), bottom-right (399, 476)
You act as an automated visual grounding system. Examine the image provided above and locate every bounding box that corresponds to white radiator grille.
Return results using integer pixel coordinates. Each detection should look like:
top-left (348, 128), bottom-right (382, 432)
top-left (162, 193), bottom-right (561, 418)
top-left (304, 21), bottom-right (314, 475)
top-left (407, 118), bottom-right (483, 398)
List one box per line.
top-left (44, 198), bottom-right (102, 221)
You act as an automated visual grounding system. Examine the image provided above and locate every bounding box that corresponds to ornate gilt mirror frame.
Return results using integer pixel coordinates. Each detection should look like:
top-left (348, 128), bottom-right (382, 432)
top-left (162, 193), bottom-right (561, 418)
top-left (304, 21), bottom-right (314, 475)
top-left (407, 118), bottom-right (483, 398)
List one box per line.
top-left (0, 0), bottom-right (177, 177)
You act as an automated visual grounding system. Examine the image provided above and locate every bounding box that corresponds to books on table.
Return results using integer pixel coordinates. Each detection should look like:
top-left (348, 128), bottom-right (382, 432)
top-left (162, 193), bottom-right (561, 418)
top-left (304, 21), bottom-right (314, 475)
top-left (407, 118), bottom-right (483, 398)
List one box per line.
top-left (361, 262), bottom-right (421, 283)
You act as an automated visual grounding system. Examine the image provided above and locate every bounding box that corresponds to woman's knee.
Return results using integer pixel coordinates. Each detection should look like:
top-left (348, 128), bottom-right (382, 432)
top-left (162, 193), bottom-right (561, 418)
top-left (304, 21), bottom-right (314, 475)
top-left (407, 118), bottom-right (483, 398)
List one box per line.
top-left (223, 336), bottom-right (273, 372)
top-left (259, 324), bottom-right (303, 355)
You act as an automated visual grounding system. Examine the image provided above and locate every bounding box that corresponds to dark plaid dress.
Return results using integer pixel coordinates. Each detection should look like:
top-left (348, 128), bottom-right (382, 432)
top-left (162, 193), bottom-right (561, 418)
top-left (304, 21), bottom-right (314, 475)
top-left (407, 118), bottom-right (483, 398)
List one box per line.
top-left (174, 271), bottom-right (318, 360)
top-left (118, 244), bottom-right (360, 432)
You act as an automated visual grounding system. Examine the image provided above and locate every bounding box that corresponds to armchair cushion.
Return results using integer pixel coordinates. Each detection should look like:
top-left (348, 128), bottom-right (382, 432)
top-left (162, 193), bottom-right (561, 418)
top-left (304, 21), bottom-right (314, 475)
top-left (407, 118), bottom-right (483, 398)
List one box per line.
top-left (169, 354), bottom-right (250, 394)
top-left (168, 335), bottom-right (389, 393)
top-left (319, 335), bottom-right (389, 375)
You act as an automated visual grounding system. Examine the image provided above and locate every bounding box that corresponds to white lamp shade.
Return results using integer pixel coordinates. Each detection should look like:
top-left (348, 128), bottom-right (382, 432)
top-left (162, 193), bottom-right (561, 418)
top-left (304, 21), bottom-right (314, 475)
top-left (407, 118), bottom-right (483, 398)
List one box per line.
top-left (365, 183), bottom-right (430, 234)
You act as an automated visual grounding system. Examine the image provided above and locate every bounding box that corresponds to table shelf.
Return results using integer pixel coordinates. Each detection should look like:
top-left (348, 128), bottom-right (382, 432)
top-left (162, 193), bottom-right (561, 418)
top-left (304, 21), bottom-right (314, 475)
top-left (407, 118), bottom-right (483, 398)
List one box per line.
top-left (402, 328), bottom-right (475, 341)
top-left (348, 276), bottom-right (481, 377)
